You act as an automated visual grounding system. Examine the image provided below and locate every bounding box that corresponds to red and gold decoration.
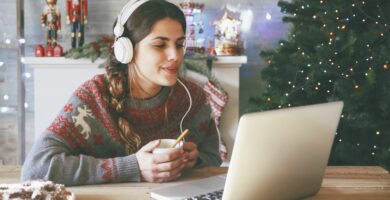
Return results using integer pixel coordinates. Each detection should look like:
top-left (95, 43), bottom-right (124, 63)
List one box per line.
top-left (36, 0), bottom-right (62, 57)
top-left (179, 0), bottom-right (205, 54)
top-left (66, 0), bottom-right (88, 48)
top-left (213, 11), bottom-right (244, 56)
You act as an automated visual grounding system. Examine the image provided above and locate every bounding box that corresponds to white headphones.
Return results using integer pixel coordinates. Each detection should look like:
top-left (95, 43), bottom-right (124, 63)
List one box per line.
top-left (113, 0), bottom-right (151, 64)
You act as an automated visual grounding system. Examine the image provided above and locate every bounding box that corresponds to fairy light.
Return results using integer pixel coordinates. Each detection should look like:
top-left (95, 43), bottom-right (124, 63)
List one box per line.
top-left (384, 64), bottom-right (388, 70)
top-left (376, 131), bottom-right (380, 135)
top-left (24, 72), bottom-right (31, 78)
top-left (18, 38), bottom-right (26, 44)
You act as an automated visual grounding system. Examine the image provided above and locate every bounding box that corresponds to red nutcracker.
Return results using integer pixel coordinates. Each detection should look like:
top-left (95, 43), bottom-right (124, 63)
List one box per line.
top-left (66, 0), bottom-right (88, 48)
top-left (40, 0), bottom-right (61, 48)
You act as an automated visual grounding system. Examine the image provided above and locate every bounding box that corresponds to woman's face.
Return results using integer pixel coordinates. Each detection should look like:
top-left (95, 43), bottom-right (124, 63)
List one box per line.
top-left (131, 17), bottom-right (185, 95)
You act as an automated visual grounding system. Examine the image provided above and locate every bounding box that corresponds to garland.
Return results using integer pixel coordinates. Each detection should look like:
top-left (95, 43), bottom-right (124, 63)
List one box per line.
top-left (64, 35), bottom-right (226, 96)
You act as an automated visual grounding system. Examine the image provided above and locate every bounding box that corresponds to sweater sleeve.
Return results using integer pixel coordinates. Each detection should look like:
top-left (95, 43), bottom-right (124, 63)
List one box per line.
top-left (195, 119), bottom-right (223, 168)
top-left (21, 77), bottom-right (142, 186)
top-left (21, 132), bottom-right (141, 186)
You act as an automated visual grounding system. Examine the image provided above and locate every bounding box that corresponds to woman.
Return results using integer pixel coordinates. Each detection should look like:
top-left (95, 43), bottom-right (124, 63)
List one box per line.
top-left (22, 0), bottom-right (222, 186)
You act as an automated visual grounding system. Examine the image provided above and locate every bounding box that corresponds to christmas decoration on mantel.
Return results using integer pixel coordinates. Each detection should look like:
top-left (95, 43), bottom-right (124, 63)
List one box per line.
top-left (66, 0), bottom-right (88, 49)
top-left (35, 0), bottom-right (63, 57)
top-left (250, 0), bottom-right (390, 169)
top-left (179, 0), bottom-right (206, 54)
top-left (213, 10), bottom-right (244, 56)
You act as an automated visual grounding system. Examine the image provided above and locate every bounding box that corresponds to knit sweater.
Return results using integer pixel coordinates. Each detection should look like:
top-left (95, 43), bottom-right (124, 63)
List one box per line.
top-left (21, 74), bottom-right (222, 186)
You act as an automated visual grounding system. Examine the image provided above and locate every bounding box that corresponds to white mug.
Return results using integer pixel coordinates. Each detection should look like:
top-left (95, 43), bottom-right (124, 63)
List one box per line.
top-left (153, 139), bottom-right (184, 154)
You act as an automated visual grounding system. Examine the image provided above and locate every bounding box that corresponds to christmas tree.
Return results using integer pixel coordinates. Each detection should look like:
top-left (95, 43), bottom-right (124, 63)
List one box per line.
top-left (250, 0), bottom-right (390, 169)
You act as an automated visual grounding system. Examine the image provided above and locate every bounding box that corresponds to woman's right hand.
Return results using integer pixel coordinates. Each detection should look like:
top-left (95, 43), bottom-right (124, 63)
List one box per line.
top-left (135, 140), bottom-right (186, 182)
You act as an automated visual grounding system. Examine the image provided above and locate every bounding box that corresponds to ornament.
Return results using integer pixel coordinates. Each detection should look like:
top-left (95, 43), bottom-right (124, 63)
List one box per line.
top-left (213, 11), bottom-right (244, 56)
top-left (179, 0), bottom-right (205, 54)
top-left (45, 45), bottom-right (54, 57)
top-left (66, 0), bottom-right (88, 48)
top-left (41, 0), bottom-right (61, 48)
top-left (53, 45), bottom-right (63, 57)
top-left (34, 45), bottom-right (45, 57)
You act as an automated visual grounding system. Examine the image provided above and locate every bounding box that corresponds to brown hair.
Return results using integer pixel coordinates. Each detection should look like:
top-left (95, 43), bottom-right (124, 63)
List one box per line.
top-left (105, 0), bottom-right (186, 154)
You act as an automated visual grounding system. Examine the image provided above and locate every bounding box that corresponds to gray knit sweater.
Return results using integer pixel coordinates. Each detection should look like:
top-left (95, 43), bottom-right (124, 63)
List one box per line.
top-left (21, 74), bottom-right (222, 186)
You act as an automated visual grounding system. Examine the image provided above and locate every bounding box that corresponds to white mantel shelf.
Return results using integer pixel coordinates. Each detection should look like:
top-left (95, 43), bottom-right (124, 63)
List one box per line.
top-left (24, 56), bottom-right (247, 67)
top-left (24, 57), bottom-right (105, 67)
top-left (25, 56), bottom-right (246, 160)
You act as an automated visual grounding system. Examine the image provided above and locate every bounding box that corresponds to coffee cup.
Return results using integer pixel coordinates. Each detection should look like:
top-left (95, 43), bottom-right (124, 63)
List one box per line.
top-left (153, 139), bottom-right (183, 154)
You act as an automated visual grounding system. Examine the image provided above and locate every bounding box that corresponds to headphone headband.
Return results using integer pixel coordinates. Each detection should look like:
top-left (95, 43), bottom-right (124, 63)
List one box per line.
top-left (114, 0), bottom-right (151, 38)
top-left (113, 0), bottom-right (151, 64)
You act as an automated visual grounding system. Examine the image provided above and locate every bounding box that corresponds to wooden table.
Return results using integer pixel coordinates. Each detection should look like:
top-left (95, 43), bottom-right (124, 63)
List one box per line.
top-left (1, 166), bottom-right (390, 199)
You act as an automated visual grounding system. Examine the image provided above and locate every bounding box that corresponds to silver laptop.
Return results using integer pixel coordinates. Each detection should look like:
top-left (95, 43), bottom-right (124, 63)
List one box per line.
top-left (151, 101), bottom-right (344, 200)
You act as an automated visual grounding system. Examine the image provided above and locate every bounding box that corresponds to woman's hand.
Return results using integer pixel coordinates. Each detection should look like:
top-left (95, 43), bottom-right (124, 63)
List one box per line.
top-left (182, 142), bottom-right (200, 170)
top-left (136, 140), bottom-right (185, 182)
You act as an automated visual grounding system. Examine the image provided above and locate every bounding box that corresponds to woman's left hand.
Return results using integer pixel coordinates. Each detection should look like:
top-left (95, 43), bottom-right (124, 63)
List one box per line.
top-left (182, 142), bottom-right (199, 170)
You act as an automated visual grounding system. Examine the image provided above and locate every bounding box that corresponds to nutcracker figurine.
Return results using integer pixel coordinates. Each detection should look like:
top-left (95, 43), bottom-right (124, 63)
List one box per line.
top-left (66, 0), bottom-right (88, 48)
top-left (40, 0), bottom-right (61, 48)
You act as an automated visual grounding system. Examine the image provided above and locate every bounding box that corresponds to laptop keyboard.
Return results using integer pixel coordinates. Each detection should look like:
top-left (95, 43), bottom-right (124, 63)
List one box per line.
top-left (183, 189), bottom-right (224, 200)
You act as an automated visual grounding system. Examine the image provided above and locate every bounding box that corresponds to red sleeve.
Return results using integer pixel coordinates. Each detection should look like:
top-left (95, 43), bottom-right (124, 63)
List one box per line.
top-left (83, 0), bottom-right (88, 19)
top-left (66, 0), bottom-right (71, 18)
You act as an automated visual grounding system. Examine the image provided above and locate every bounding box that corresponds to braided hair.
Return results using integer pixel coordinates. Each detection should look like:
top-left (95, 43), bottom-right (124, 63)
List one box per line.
top-left (104, 0), bottom-right (186, 154)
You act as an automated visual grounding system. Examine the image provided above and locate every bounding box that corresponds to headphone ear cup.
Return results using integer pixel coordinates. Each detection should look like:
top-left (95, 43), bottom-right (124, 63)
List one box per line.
top-left (114, 37), bottom-right (134, 64)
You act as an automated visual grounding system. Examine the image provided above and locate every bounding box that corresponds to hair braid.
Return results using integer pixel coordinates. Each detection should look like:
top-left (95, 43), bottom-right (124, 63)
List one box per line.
top-left (105, 54), bottom-right (141, 154)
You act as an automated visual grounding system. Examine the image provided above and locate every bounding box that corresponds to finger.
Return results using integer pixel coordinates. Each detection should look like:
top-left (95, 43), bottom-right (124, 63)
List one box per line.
top-left (188, 149), bottom-right (199, 160)
top-left (140, 140), bottom-right (160, 152)
top-left (155, 165), bottom-right (184, 180)
top-left (153, 149), bottom-right (184, 163)
top-left (154, 157), bottom-right (183, 172)
top-left (183, 142), bottom-right (197, 151)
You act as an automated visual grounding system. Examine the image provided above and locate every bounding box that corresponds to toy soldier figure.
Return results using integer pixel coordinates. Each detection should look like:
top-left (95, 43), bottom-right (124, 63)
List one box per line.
top-left (66, 0), bottom-right (88, 48)
top-left (40, 0), bottom-right (61, 48)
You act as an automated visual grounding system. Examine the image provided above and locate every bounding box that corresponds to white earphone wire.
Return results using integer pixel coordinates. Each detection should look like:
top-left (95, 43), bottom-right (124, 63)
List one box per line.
top-left (177, 79), bottom-right (192, 135)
